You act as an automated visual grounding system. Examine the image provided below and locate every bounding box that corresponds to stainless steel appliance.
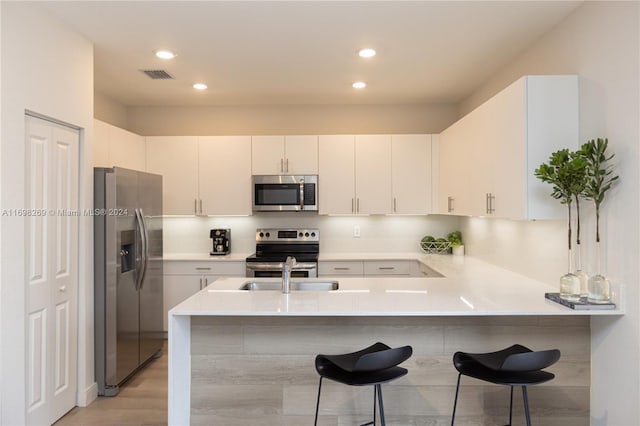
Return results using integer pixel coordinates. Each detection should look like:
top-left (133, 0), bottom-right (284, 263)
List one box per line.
top-left (252, 175), bottom-right (318, 212)
top-left (94, 167), bottom-right (163, 396)
top-left (245, 228), bottom-right (319, 277)
top-left (210, 228), bottom-right (231, 255)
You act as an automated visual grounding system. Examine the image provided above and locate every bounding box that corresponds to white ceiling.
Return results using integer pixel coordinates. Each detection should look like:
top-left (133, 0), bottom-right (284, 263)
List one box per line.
top-left (39, 1), bottom-right (582, 107)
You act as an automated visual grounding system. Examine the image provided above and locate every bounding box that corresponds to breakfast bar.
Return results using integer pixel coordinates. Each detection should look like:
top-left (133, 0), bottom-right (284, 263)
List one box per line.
top-left (168, 255), bottom-right (622, 425)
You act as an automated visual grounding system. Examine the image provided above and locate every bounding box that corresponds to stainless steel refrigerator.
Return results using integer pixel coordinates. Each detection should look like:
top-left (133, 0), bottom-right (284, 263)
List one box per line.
top-left (94, 167), bottom-right (163, 396)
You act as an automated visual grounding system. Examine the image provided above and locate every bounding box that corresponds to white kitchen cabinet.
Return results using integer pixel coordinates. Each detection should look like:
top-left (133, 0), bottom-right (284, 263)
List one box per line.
top-left (319, 135), bottom-right (392, 215)
top-left (364, 260), bottom-right (416, 276)
top-left (163, 260), bottom-right (244, 331)
top-left (319, 135), bottom-right (356, 214)
top-left (146, 136), bottom-right (199, 215)
top-left (391, 134), bottom-right (433, 214)
top-left (199, 136), bottom-right (252, 215)
top-left (318, 261), bottom-right (364, 276)
top-left (94, 119), bottom-right (146, 170)
top-left (146, 136), bottom-right (251, 215)
top-left (438, 75), bottom-right (578, 219)
top-left (251, 135), bottom-right (318, 175)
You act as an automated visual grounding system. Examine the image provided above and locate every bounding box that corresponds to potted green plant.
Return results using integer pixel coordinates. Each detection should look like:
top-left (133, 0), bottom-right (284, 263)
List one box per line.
top-left (447, 231), bottom-right (464, 255)
top-left (580, 138), bottom-right (619, 303)
top-left (535, 148), bottom-right (587, 301)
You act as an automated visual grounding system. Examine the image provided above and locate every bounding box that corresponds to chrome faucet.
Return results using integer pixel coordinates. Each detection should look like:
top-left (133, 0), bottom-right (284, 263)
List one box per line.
top-left (282, 256), bottom-right (296, 294)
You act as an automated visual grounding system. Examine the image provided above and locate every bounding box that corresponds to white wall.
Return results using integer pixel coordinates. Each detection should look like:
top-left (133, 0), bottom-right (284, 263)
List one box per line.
top-left (164, 214), bottom-right (461, 255)
top-left (457, 2), bottom-right (639, 425)
top-left (1, 3), bottom-right (94, 424)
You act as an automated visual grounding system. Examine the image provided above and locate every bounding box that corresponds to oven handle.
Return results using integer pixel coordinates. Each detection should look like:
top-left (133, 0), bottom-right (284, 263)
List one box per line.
top-left (299, 177), bottom-right (305, 210)
top-left (246, 262), bottom-right (318, 271)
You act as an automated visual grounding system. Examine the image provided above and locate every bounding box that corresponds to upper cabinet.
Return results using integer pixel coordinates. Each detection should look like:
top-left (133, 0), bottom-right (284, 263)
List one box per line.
top-left (251, 135), bottom-right (318, 175)
top-left (391, 134), bottom-right (433, 214)
top-left (146, 136), bottom-right (251, 216)
top-left (438, 75), bottom-right (578, 220)
top-left (146, 136), bottom-right (199, 215)
top-left (93, 119), bottom-right (146, 170)
top-left (198, 136), bottom-right (252, 215)
top-left (319, 135), bottom-right (392, 214)
top-left (319, 134), bottom-right (433, 215)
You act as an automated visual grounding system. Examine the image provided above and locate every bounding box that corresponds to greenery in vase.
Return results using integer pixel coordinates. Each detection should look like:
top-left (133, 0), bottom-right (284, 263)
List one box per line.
top-left (534, 149), bottom-right (588, 252)
top-left (447, 231), bottom-right (463, 247)
top-left (579, 138), bottom-right (619, 243)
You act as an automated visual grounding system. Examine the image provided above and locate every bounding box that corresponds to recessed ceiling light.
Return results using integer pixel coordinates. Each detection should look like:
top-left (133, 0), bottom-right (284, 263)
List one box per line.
top-left (155, 50), bottom-right (176, 60)
top-left (352, 81), bottom-right (366, 89)
top-left (193, 83), bottom-right (208, 90)
top-left (358, 48), bottom-right (376, 58)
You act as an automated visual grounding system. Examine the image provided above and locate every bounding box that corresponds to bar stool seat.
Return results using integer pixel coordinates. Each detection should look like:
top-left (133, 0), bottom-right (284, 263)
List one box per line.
top-left (314, 342), bottom-right (412, 426)
top-left (451, 344), bottom-right (560, 426)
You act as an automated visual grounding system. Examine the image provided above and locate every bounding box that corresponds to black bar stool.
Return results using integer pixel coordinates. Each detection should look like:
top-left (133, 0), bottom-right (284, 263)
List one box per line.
top-left (451, 344), bottom-right (560, 426)
top-left (314, 342), bottom-right (413, 426)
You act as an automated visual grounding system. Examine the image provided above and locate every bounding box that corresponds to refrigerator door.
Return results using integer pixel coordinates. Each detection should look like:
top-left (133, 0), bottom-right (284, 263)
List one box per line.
top-left (138, 171), bottom-right (164, 363)
top-left (114, 168), bottom-right (141, 385)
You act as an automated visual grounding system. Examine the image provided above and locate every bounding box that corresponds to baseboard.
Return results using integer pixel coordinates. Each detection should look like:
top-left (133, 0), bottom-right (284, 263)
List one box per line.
top-left (77, 382), bottom-right (98, 407)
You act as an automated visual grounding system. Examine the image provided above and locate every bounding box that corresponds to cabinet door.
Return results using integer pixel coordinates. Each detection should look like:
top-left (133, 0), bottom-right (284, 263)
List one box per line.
top-left (163, 275), bottom-right (202, 331)
top-left (391, 134), bottom-right (432, 214)
top-left (146, 136), bottom-right (199, 215)
top-left (356, 135), bottom-right (392, 214)
top-left (438, 118), bottom-right (471, 215)
top-left (319, 135), bottom-right (356, 214)
top-left (284, 135), bottom-right (318, 174)
top-left (108, 124), bottom-right (146, 170)
top-left (199, 136), bottom-right (252, 215)
top-left (251, 135), bottom-right (285, 174)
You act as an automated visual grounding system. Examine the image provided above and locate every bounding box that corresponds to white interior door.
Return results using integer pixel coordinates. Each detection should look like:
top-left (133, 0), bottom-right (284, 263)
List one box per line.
top-left (25, 115), bottom-right (79, 425)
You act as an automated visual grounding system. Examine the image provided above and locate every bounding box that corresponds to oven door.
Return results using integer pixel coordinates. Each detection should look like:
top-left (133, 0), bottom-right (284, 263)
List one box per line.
top-left (245, 262), bottom-right (318, 278)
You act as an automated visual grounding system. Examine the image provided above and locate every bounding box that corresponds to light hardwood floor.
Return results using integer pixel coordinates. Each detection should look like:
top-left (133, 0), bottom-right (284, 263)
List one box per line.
top-left (55, 342), bottom-right (168, 426)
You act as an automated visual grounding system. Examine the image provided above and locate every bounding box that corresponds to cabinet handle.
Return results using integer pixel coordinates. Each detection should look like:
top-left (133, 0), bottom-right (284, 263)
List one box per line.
top-left (204, 277), bottom-right (208, 287)
top-left (334, 267), bottom-right (350, 271)
top-left (195, 267), bottom-right (212, 270)
top-left (447, 196), bottom-right (454, 213)
top-left (194, 199), bottom-right (198, 215)
top-left (352, 198), bottom-right (355, 213)
top-left (356, 198), bottom-right (360, 213)
top-left (285, 158), bottom-right (289, 173)
top-left (393, 198), bottom-right (397, 213)
top-left (199, 277), bottom-right (203, 290)
top-left (486, 193), bottom-right (495, 214)
top-left (280, 158), bottom-right (284, 173)
top-left (378, 267), bottom-right (395, 270)
top-left (199, 199), bottom-right (203, 215)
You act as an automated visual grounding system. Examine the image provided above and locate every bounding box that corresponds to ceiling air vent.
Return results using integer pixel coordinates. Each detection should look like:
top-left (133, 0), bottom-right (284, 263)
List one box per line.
top-left (141, 69), bottom-right (174, 80)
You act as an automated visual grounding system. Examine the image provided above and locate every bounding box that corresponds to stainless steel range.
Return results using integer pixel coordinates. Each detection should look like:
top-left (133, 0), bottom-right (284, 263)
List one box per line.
top-left (245, 228), bottom-right (319, 278)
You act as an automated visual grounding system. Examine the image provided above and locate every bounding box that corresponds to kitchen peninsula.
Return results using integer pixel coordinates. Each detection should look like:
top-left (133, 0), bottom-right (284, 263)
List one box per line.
top-left (168, 255), bottom-right (622, 425)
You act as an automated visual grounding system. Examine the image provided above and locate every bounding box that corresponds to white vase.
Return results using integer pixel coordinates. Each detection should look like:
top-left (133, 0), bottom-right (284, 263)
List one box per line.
top-left (452, 245), bottom-right (464, 256)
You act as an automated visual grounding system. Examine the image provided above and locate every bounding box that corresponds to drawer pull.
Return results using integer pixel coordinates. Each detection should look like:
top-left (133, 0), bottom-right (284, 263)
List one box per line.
top-left (195, 267), bottom-right (212, 271)
top-left (378, 267), bottom-right (395, 270)
top-left (334, 267), bottom-right (350, 271)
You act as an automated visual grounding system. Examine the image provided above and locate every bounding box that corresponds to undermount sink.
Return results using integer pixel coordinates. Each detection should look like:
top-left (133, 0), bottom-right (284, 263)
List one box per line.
top-left (240, 280), bottom-right (339, 292)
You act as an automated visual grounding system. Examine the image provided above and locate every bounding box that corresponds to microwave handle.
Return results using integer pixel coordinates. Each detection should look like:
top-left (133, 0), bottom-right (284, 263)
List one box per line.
top-left (299, 178), bottom-right (305, 210)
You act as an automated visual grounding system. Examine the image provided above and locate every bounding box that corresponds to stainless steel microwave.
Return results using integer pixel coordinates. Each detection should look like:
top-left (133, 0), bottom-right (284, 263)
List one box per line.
top-left (252, 175), bottom-right (318, 212)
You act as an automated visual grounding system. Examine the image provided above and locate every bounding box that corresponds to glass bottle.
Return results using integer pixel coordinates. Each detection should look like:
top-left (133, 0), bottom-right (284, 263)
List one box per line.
top-left (574, 243), bottom-right (589, 298)
top-left (560, 247), bottom-right (581, 301)
top-left (588, 242), bottom-right (611, 303)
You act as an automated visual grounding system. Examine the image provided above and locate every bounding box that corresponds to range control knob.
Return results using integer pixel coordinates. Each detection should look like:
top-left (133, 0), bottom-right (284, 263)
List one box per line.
top-left (259, 232), bottom-right (264, 238)
top-left (299, 232), bottom-right (303, 237)
top-left (311, 232), bottom-right (316, 237)
top-left (265, 232), bottom-right (270, 238)
top-left (305, 232), bottom-right (310, 237)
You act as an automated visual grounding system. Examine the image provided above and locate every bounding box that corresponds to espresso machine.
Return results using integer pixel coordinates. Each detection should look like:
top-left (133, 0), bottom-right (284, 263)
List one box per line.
top-left (210, 229), bottom-right (231, 255)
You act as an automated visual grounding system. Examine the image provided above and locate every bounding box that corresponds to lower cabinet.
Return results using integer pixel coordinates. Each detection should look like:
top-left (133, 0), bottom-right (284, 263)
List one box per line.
top-left (163, 260), bottom-right (244, 331)
top-left (319, 259), bottom-right (420, 277)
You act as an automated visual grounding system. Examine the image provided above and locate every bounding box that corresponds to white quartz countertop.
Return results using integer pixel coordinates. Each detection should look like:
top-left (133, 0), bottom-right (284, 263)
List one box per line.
top-left (170, 255), bottom-right (623, 317)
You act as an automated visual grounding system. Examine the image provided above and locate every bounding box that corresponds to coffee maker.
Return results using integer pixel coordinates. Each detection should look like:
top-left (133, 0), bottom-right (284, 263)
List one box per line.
top-left (210, 229), bottom-right (231, 255)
